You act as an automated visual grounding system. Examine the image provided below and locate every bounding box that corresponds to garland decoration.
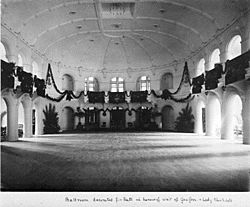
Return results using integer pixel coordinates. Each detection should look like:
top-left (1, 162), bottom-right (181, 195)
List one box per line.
top-left (150, 62), bottom-right (194, 103)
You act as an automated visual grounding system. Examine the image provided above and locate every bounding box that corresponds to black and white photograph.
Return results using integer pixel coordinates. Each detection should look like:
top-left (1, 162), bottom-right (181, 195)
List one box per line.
top-left (1, 0), bottom-right (250, 206)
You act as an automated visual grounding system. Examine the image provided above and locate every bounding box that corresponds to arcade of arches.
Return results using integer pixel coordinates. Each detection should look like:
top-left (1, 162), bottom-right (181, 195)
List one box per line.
top-left (1, 0), bottom-right (250, 192)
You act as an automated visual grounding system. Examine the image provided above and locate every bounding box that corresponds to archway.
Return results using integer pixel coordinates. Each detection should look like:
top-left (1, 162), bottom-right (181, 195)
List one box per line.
top-left (206, 93), bottom-right (221, 137)
top-left (196, 58), bottom-right (205, 76)
top-left (227, 35), bottom-right (241, 60)
top-left (32, 107), bottom-right (36, 135)
top-left (135, 106), bottom-right (151, 130)
top-left (18, 103), bottom-right (25, 138)
top-left (61, 107), bottom-right (75, 131)
top-left (32, 61), bottom-right (40, 77)
top-left (221, 92), bottom-right (243, 142)
top-left (209, 48), bottom-right (220, 70)
top-left (194, 99), bottom-right (206, 134)
top-left (110, 107), bottom-right (125, 130)
top-left (85, 107), bottom-right (99, 130)
top-left (162, 105), bottom-right (175, 131)
top-left (1, 98), bottom-right (8, 140)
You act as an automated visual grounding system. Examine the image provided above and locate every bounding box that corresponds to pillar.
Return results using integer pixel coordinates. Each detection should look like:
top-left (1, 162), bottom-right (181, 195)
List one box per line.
top-left (35, 107), bottom-right (44, 136)
top-left (22, 99), bottom-right (33, 138)
top-left (221, 90), bottom-right (235, 140)
top-left (242, 84), bottom-right (250, 144)
top-left (206, 92), bottom-right (220, 137)
top-left (194, 98), bottom-right (204, 134)
top-left (7, 100), bottom-right (19, 141)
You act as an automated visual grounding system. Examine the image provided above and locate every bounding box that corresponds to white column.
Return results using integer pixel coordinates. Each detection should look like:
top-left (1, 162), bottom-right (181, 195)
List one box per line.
top-left (23, 100), bottom-right (33, 138)
top-left (194, 107), bottom-right (203, 134)
top-left (7, 101), bottom-right (19, 141)
top-left (35, 107), bottom-right (44, 136)
top-left (242, 84), bottom-right (250, 144)
top-left (194, 99), bottom-right (203, 134)
top-left (221, 91), bottom-right (235, 140)
top-left (206, 93), bottom-right (218, 136)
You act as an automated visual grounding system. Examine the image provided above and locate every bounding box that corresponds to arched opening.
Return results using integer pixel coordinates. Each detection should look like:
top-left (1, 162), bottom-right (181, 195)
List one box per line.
top-left (1, 98), bottom-right (8, 140)
top-left (135, 106), bottom-right (151, 130)
top-left (195, 99), bottom-right (206, 134)
top-left (209, 49), bottom-right (220, 70)
top-left (160, 73), bottom-right (173, 90)
top-left (222, 93), bottom-right (243, 142)
top-left (61, 107), bottom-right (74, 131)
top-left (111, 77), bottom-right (124, 92)
top-left (227, 35), bottom-right (242, 60)
top-left (0, 42), bottom-right (8, 62)
top-left (206, 93), bottom-right (221, 137)
top-left (196, 58), bottom-right (205, 76)
top-left (32, 107), bottom-right (36, 135)
top-left (84, 77), bottom-right (99, 91)
top-left (62, 74), bottom-right (74, 91)
top-left (137, 76), bottom-right (150, 91)
top-left (110, 106), bottom-right (125, 130)
top-left (162, 105), bottom-right (175, 131)
top-left (85, 107), bottom-right (99, 130)
top-left (32, 61), bottom-right (39, 77)
top-left (18, 103), bottom-right (25, 138)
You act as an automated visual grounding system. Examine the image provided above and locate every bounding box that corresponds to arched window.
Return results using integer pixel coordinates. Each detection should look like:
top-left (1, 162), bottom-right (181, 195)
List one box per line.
top-left (111, 77), bottom-right (124, 92)
top-left (138, 76), bottom-right (150, 91)
top-left (210, 49), bottom-right (220, 70)
top-left (196, 58), bottom-right (205, 76)
top-left (227, 35), bottom-right (241, 60)
top-left (160, 73), bottom-right (173, 90)
top-left (0, 42), bottom-right (8, 62)
top-left (32, 61), bottom-right (39, 77)
top-left (17, 54), bottom-right (23, 66)
top-left (62, 74), bottom-right (74, 91)
top-left (84, 77), bottom-right (99, 91)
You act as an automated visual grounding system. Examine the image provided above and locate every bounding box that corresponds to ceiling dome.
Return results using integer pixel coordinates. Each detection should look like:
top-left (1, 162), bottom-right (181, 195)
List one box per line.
top-left (1, 0), bottom-right (247, 73)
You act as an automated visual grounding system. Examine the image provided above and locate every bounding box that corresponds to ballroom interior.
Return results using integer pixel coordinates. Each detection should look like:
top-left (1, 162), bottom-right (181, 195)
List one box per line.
top-left (1, 0), bottom-right (250, 191)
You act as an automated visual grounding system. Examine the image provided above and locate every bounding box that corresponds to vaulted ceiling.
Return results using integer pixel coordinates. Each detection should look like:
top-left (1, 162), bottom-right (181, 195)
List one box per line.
top-left (1, 0), bottom-right (248, 73)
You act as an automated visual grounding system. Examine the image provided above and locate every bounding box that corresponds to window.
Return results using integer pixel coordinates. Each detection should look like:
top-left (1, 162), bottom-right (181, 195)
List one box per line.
top-left (139, 76), bottom-right (150, 91)
top-left (0, 42), bottom-right (8, 62)
top-left (196, 58), bottom-right (205, 76)
top-left (209, 49), bottom-right (220, 70)
top-left (111, 77), bottom-right (124, 92)
top-left (227, 35), bottom-right (241, 60)
top-left (160, 73), bottom-right (173, 90)
top-left (84, 77), bottom-right (98, 91)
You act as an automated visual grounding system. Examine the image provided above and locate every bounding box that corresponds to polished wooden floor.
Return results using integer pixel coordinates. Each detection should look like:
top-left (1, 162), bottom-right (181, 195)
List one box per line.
top-left (1, 133), bottom-right (250, 191)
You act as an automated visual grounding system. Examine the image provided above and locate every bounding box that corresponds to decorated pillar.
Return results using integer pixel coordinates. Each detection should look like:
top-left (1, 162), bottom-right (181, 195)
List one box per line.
top-left (242, 84), bottom-right (250, 144)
